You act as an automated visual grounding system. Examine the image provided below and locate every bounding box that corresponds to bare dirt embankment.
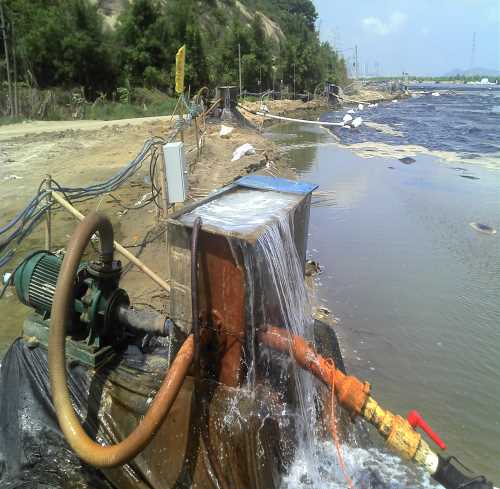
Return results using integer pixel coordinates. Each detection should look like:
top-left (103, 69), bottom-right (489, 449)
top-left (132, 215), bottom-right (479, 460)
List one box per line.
top-left (0, 89), bottom-right (394, 318)
top-left (0, 109), bottom-right (287, 315)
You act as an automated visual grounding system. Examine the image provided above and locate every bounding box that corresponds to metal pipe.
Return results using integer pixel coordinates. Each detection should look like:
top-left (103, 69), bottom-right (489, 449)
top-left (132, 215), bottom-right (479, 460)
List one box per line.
top-left (191, 217), bottom-right (202, 378)
top-left (49, 212), bottom-right (193, 468)
top-left (51, 191), bottom-right (170, 293)
top-left (116, 305), bottom-right (168, 336)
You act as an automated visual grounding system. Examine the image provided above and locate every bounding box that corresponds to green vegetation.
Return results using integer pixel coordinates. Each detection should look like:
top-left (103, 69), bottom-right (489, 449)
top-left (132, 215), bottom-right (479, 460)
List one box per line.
top-left (1, 0), bottom-right (347, 121)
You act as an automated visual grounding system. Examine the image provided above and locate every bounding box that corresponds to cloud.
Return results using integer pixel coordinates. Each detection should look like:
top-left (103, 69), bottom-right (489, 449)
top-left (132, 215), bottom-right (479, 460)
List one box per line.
top-left (362, 11), bottom-right (408, 36)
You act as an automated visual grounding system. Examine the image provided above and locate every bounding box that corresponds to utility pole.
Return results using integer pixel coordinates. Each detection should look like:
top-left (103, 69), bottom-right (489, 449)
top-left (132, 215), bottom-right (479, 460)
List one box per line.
top-left (0, 0), bottom-right (13, 117)
top-left (238, 43), bottom-right (242, 96)
top-left (11, 18), bottom-right (17, 116)
top-left (354, 45), bottom-right (359, 79)
top-left (293, 63), bottom-right (296, 100)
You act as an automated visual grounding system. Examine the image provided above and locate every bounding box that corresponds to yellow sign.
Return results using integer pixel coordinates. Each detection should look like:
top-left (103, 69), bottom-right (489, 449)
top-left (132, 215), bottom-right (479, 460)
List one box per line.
top-left (175, 45), bottom-right (186, 94)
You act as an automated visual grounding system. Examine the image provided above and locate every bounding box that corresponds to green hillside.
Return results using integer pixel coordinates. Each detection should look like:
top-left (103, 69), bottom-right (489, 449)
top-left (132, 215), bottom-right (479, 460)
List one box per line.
top-left (1, 0), bottom-right (347, 98)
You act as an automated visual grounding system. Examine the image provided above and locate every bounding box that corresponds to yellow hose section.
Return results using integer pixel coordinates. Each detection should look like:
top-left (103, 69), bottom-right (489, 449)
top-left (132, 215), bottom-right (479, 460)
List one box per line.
top-left (362, 397), bottom-right (435, 469)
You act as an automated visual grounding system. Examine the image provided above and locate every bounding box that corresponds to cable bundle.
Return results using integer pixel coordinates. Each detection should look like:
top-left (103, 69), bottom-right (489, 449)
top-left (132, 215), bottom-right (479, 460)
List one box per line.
top-left (0, 132), bottom-right (178, 271)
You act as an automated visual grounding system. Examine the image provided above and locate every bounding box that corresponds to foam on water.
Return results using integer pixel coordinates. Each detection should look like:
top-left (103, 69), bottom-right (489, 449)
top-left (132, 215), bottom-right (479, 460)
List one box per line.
top-left (180, 188), bottom-right (300, 233)
top-left (283, 442), bottom-right (437, 489)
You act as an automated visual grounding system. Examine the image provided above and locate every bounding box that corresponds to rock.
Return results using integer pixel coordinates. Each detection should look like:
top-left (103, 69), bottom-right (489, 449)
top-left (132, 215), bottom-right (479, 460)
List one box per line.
top-left (399, 156), bottom-right (416, 165)
top-left (305, 259), bottom-right (322, 276)
top-left (317, 306), bottom-right (331, 316)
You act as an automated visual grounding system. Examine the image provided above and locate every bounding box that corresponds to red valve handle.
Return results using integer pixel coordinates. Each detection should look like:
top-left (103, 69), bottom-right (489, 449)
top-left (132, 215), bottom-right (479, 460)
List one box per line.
top-left (407, 410), bottom-right (447, 450)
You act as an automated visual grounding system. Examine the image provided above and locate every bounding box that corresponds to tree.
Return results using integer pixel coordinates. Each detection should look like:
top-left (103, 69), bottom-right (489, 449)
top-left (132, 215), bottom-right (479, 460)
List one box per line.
top-left (6, 0), bottom-right (117, 94)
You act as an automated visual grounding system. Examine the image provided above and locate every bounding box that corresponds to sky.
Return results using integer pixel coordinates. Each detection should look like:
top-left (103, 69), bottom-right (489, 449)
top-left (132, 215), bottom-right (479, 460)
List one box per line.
top-left (313, 0), bottom-right (500, 76)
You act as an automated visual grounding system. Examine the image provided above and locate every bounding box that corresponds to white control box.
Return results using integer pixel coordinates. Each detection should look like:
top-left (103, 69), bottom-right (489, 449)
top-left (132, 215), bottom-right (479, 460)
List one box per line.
top-left (163, 142), bottom-right (187, 203)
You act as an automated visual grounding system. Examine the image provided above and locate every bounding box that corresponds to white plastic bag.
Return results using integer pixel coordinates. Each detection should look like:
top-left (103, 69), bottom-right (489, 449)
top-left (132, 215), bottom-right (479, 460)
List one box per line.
top-left (232, 143), bottom-right (256, 162)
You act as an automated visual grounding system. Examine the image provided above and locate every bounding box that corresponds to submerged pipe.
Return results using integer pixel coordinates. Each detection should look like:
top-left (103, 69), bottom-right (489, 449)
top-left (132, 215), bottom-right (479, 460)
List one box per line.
top-left (259, 326), bottom-right (496, 489)
top-left (49, 213), bottom-right (193, 468)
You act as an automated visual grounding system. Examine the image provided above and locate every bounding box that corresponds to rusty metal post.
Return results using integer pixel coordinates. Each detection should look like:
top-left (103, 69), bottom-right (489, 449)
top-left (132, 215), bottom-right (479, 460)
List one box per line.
top-left (199, 232), bottom-right (245, 387)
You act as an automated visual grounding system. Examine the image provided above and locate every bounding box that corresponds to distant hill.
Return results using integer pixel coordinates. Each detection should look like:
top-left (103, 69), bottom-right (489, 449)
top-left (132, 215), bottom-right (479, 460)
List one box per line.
top-left (445, 67), bottom-right (500, 78)
top-left (5, 0), bottom-right (347, 97)
top-left (92, 0), bottom-right (284, 43)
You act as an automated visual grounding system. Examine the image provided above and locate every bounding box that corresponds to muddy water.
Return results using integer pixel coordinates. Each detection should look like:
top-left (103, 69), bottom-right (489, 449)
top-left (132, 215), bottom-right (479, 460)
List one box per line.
top-left (268, 122), bottom-right (500, 482)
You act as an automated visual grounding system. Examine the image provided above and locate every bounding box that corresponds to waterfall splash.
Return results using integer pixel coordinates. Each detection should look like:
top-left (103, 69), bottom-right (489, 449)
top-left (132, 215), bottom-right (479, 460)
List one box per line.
top-left (180, 188), bottom-right (437, 488)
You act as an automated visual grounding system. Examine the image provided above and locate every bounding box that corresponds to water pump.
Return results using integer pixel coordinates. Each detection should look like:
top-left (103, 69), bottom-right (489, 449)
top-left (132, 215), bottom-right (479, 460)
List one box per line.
top-left (13, 250), bottom-right (168, 367)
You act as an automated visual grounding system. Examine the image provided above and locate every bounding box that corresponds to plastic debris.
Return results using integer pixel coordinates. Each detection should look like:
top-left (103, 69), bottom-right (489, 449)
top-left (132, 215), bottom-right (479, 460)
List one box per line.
top-left (347, 109), bottom-right (356, 114)
top-left (342, 114), bottom-right (353, 124)
top-left (351, 117), bottom-right (363, 128)
top-left (358, 103), bottom-right (364, 111)
top-left (469, 222), bottom-right (497, 235)
top-left (134, 192), bottom-right (153, 207)
top-left (3, 175), bottom-right (23, 181)
top-left (431, 92), bottom-right (440, 97)
top-left (2, 273), bottom-right (11, 285)
top-left (368, 103), bottom-right (378, 108)
top-left (232, 143), bottom-right (256, 162)
top-left (260, 104), bottom-right (269, 113)
top-left (219, 125), bottom-right (234, 138)
top-left (392, 99), bottom-right (399, 103)
top-left (399, 156), bottom-right (416, 165)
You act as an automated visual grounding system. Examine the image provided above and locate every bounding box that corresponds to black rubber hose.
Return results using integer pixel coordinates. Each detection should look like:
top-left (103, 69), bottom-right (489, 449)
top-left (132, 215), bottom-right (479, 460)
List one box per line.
top-left (433, 456), bottom-right (494, 489)
top-left (191, 217), bottom-right (202, 377)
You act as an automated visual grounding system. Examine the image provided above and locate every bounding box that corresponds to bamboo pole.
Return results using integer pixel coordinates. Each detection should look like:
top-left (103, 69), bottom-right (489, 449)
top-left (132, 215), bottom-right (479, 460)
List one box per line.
top-left (194, 116), bottom-right (200, 160)
top-left (202, 98), bottom-right (221, 119)
top-left (45, 175), bottom-right (52, 251)
top-left (51, 191), bottom-right (171, 293)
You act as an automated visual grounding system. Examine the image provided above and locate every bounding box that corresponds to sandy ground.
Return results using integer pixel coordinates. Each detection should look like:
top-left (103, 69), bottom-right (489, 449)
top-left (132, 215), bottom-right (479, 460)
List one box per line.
top-left (0, 91), bottom-right (391, 326)
top-left (0, 106), bottom-right (289, 317)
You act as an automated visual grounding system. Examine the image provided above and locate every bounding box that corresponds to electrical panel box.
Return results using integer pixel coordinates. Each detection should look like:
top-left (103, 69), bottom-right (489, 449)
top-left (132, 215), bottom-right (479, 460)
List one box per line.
top-left (163, 141), bottom-right (187, 203)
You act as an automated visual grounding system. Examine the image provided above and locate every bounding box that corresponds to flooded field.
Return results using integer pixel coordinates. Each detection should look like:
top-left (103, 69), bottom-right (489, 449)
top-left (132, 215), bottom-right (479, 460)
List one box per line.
top-left (269, 121), bottom-right (500, 481)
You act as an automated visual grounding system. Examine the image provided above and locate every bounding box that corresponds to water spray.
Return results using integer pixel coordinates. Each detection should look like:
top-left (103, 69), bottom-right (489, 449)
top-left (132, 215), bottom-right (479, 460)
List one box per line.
top-left (259, 326), bottom-right (496, 489)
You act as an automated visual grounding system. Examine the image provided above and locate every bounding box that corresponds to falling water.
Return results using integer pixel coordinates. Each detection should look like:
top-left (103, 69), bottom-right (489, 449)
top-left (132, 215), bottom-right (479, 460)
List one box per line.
top-left (251, 213), bottom-right (321, 484)
top-left (180, 188), bottom-right (437, 488)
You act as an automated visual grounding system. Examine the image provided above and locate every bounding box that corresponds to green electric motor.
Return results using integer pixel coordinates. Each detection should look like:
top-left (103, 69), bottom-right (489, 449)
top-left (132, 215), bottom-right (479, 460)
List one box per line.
top-left (13, 250), bottom-right (130, 339)
top-left (12, 250), bottom-right (167, 346)
top-left (14, 251), bottom-right (64, 318)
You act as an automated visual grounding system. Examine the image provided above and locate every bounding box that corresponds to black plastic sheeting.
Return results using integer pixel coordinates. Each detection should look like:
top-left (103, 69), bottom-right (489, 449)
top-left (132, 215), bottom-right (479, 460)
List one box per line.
top-left (0, 338), bottom-right (114, 488)
top-left (0, 336), bottom-right (175, 489)
top-left (0, 323), bottom-right (386, 489)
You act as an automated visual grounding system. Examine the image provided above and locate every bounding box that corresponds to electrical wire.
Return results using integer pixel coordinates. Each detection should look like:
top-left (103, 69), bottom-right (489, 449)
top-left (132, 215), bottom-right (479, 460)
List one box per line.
top-left (0, 130), bottom-right (179, 272)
